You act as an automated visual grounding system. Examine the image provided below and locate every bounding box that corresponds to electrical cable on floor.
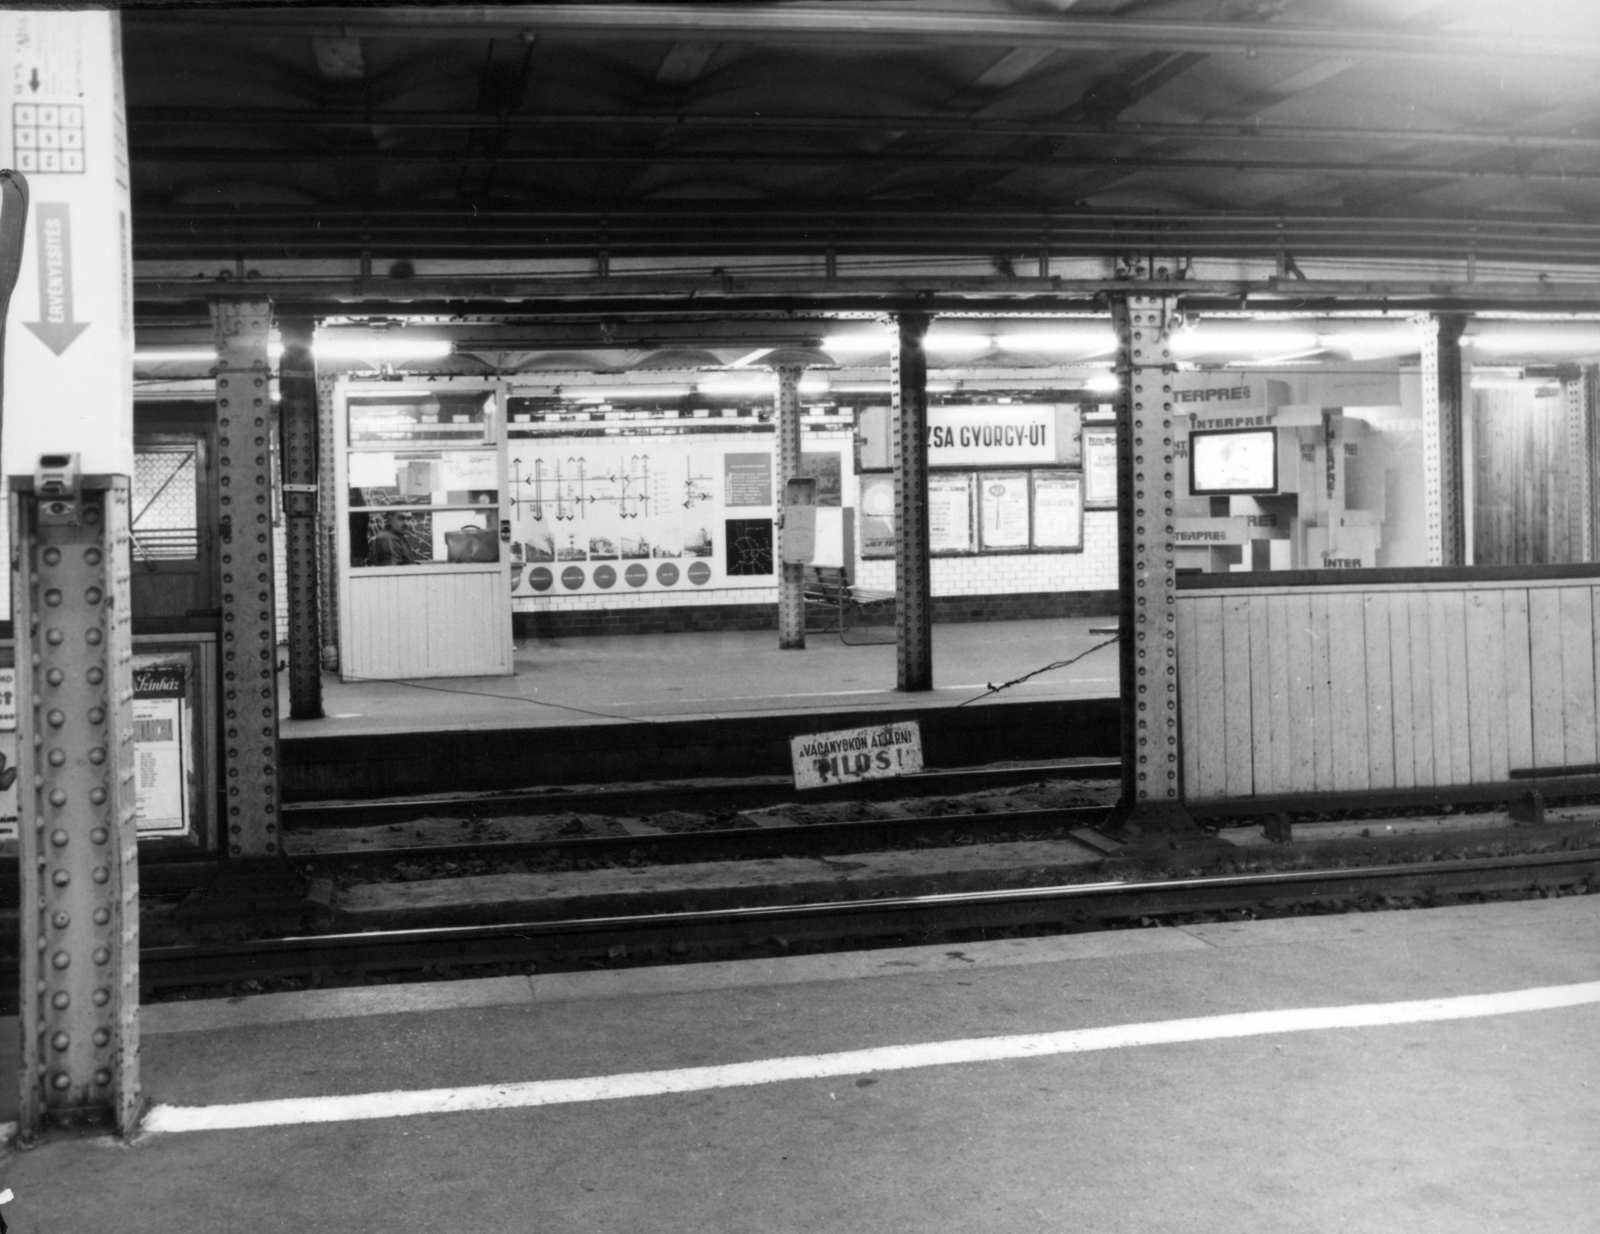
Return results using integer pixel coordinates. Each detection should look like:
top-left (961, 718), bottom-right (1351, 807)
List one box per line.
top-left (345, 676), bottom-right (664, 725)
top-left (954, 633), bottom-right (1120, 708)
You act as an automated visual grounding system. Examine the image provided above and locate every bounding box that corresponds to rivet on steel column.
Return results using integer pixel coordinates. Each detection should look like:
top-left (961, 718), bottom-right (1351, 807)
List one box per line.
top-left (892, 311), bottom-right (933, 693)
top-left (1107, 290), bottom-right (1195, 834)
top-left (14, 465), bottom-right (142, 1141)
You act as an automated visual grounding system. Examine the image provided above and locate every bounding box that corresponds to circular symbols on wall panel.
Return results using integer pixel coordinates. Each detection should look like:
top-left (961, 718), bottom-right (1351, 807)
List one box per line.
top-left (624, 564), bottom-right (649, 588)
top-left (656, 563), bottom-right (679, 586)
top-left (527, 567), bottom-right (553, 592)
top-left (561, 566), bottom-right (585, 590)
top-left (687, 561), bottom-right (711, 585)
top-left (593, 565), bottom-right (617, 589)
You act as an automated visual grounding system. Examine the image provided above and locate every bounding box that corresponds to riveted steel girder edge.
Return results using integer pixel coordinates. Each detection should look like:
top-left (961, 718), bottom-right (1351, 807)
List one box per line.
top-left (892, 313), bottom-right (933, 693)
top-left (1110, 294), bottom-right (1189, 828)
top-left (15, 481), bottom-right (140, 1140)
top-left (316, 370), bottom-right (340, 672)
top-left (1564, 369), bottom-right (1592, 562)
top-left (775, 364), bottom-right (806, 651)
top-left (278, 318), bottom-right (323, 719)
top-left (210, 299), bottom-right (285, 860)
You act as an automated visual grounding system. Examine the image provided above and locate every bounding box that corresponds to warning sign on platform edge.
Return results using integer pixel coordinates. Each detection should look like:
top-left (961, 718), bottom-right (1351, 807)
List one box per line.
top-left (791, 720), bottom-right (923, 790)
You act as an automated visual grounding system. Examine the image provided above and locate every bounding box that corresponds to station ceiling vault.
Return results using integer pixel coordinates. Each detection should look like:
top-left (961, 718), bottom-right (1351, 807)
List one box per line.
top-left (119, 0), bottom-right (1600, 328)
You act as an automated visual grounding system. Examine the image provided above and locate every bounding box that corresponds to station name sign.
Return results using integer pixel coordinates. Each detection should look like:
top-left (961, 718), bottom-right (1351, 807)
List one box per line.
top-left (791, 721), bottom-right (924, 790)
top-left (925, 405), bottom-right (1058, 466)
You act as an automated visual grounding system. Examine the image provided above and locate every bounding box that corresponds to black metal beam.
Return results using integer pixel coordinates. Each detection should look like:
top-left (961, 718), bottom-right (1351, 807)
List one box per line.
top-left (125, 145), bottom-right (1600, 186)
top-left (126, 110), bottom-right (1600, 157)
top-left (125, 7), bottom-right (1600, 65)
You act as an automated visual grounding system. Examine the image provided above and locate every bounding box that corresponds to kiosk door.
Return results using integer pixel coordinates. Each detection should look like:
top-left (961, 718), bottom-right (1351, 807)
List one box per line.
top-left (336, 382), bottom-right (513, 679)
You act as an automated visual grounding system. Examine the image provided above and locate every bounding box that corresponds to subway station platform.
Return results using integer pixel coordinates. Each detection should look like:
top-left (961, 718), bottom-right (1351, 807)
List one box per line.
top-left (279, 618), bottom-right (1124, 799)
top-left (3, 895), bottom-right (1596, 1232)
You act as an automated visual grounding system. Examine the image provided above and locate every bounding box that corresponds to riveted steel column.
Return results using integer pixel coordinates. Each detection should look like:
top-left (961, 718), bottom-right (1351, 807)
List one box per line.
top-left (1587, 365), bottom-right (1600, 562)
top-left (1561, 365), bottom-right (1592, 562)
top-left (1107, 295), bottom-right (1193, 834)
top-left (16, 479), bottom-right (140, 1141)
top-left (893, 312), bottom-right (933, 693)
top-left (775, 364), bottom-right (806, 650)
top-left (316, 370), bottom-right (340, 672)
top-left (211, 300), bottom-right (285, 860)
top-left (278, 319), bottom-right (323, 718)
top-left (1420, 313), bottom-right (1467, 567)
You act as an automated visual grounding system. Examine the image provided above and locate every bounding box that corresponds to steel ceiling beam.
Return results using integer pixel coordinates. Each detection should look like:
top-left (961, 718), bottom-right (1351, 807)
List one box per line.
top-left (127, 6), bottom-right (1600, 64)
top-left (126, 273), bottom-right (1600, 317)
top-left (128, 146), bottom-right (1600, 187)
top-left (126, 107), bottom-right (1600, 157)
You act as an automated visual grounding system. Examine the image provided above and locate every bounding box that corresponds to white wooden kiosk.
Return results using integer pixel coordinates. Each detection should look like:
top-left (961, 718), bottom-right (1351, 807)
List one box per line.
top-left (334, 380), bottom-right (513, 678)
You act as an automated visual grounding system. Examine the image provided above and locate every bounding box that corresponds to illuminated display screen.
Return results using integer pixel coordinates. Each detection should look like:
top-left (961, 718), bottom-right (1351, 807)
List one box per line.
top-left (1190, 428), bottom-right (1278, 496)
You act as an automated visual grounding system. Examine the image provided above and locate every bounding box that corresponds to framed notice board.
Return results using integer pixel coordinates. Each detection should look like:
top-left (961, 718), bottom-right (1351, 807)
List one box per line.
top-left (1082, 427), bottom-right (1119, 509)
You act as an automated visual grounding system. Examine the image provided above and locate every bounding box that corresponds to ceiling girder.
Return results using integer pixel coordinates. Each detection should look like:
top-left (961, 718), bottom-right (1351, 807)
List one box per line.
top-left (128, 107), bottom-right (1600, 156)
top-left (129, 6), bottom-right (1600, 65)
top-left (128, 145), bottom-right (1600, 186)
top-left (129, 273), bottom-right (1600, 320)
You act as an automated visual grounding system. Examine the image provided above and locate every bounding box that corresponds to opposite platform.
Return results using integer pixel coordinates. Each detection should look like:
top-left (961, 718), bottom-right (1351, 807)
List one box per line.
top-left (279, 618), bottom-right (1124, 798)
top-left (2, 895), bottom-right (1595, 1233)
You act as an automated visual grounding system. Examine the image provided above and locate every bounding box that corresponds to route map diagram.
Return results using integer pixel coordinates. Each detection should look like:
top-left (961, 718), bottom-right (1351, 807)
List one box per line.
top-left (505, 434), bottom-right (805, 597)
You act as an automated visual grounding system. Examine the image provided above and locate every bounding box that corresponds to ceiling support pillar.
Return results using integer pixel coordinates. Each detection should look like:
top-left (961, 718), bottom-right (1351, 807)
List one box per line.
top-left (1420, 313), bottom-right (1469, 567)
top-left (14, 476), bottom-right (142, 1143)
top-left (1106, 292), bottom-right (1194, 835)
top-left (179, 299), bottom-right (304, 918)
top-left (775, 364), bottom-right (807, 650)
top-left (278, 318), bottom-right (323, 719)
top-left (316, 370), bottom-right (341, 672)
top-left (893, 312), bottom-right (933, 693)
top-left (1562, 364), bottom-right (1593, 563)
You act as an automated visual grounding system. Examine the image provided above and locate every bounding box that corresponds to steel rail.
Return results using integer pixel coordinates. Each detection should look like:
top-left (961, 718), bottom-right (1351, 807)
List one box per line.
top-left (289, 805), bottom-right (1116, 876)
top-left (282, 760), bottom-right (1122, 826)
top-left (124, 108), bottom-right (1600, 156)
top-left (124, 8), bottom-right (1600, 64)
top-left (130, 849), bottom-right (1600, 990)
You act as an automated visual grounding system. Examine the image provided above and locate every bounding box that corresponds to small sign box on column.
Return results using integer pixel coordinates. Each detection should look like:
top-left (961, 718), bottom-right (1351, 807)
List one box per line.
top-left (791, 720), bottom-right (924, 790)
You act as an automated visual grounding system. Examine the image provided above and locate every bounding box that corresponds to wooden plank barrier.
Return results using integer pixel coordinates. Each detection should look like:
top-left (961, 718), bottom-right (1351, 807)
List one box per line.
top-left (1176, 571), bottom-right (1600, 800)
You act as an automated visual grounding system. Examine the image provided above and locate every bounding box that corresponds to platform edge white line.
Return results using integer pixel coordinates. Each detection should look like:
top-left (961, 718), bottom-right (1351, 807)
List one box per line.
top-left (141, 979), bottom-right (1600, 1134)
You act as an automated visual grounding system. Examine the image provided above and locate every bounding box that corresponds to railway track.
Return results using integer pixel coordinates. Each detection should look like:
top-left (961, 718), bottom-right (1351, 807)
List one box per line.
top-left (131, 848), bottom-right (1598, 996)
top-left (279, 759), bottom-right (1124, 827)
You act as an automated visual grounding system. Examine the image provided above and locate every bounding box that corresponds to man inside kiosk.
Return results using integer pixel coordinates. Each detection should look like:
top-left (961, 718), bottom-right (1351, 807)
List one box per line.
top-left (367, 511), bottom-right (419, 566)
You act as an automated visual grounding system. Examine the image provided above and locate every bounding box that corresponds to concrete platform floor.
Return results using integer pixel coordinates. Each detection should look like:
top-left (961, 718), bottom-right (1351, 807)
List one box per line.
top-left (4, 895), bottom-right (1597, 1233)
top-left (282, 617), bottom-right (1121, 738)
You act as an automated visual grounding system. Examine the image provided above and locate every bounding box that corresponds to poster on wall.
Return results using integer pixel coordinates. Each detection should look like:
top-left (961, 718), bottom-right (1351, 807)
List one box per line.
top-left (800, 451), bottom-right (843, 506)
top-left (508, 433), bottom-right (796, 595)
top-left (1032, 471), bottom-right (1084, 550)
top-left (132, 663), bottom-right (189, 836)
top-left (860, 473), bottom-right (897, 559)
top-left (929, 473), bottom-right (975, 554)
top-left (1083, 428), bottom-right (1118, 509)
top-left (0, 657), bottom-right (198, 842)
top-left (978, 472), bottom-right (1030, 549)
